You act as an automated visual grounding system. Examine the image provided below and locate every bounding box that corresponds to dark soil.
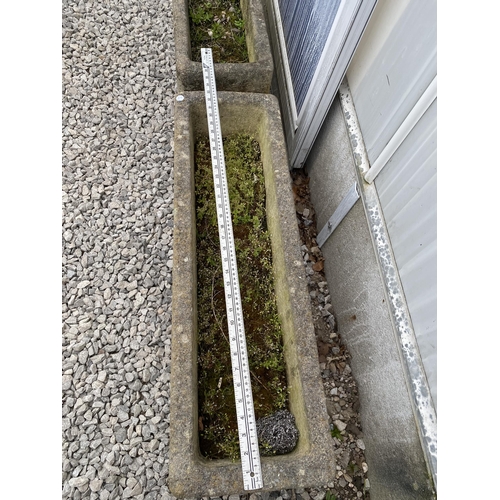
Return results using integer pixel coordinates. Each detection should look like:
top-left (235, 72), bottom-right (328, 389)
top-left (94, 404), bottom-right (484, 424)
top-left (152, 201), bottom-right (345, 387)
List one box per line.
top-left (194, 134), bottom-right (289, 460)
top-left (189, 0), bottom-right (248, 63)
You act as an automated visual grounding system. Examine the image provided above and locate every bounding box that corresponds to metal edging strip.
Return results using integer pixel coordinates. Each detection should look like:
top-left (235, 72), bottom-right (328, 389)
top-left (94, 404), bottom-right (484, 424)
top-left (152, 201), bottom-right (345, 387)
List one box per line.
top-left (316, 181), bottom-right (360, 248)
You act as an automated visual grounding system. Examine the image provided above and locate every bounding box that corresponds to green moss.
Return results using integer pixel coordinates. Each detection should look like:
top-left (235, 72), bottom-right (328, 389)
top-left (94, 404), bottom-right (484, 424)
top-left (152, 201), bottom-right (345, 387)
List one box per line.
top-left (188, 0), bottom-right (248, 63)
top-left (195, 134), bottom-right (288, 460)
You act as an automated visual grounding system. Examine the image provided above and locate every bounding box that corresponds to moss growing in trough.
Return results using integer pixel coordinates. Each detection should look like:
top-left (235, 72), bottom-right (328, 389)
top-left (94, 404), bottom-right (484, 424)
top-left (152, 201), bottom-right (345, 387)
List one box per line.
top-left (195, 134), bottom-right (289, 460)
top-left (188, 0), bottom-right (248, 63)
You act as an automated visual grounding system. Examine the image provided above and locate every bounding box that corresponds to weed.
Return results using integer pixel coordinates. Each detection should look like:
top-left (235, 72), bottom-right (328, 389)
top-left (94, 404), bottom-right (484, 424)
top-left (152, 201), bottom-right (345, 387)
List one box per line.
top-left (331, 425), bottom-right (343, 441)
top-left (348, 462), bottom-right (359, 475)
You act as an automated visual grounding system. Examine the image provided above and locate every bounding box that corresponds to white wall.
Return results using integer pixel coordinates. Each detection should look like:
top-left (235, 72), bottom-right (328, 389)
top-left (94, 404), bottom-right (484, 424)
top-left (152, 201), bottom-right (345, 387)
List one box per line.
top-left (346, 0), bottom-right (437, 409)
top-left (347, 0), bottom-right (436, 162)
top-left (375, 99), bottom-right (437, 408)
top-left (347, 0), bottom-right (410, 86)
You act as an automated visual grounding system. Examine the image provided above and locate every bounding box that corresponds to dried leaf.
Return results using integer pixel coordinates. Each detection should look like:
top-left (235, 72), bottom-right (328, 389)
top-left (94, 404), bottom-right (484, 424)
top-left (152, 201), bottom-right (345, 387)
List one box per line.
top-left (312, 260), bottom-right (324, 272)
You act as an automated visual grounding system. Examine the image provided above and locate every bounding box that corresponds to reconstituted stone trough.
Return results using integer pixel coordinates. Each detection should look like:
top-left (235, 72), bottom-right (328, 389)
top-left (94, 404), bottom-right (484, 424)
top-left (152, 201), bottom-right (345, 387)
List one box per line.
top-left (172, 0), bottom-right (274, 92)
top-left (169, 91), bottom-right (335, 497)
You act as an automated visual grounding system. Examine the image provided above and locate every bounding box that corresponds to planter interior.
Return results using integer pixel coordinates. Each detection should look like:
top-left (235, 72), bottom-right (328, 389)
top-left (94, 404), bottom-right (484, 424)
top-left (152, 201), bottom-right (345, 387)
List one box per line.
top-left (173, 0), bottom-right (273, 92)
top-left (170, 92), bottom-right (335, 497)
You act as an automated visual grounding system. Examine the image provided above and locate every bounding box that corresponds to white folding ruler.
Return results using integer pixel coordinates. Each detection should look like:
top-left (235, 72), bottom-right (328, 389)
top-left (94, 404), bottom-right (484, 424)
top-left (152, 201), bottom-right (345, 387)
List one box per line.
top-left (201, 47), bottom-right (263, 491)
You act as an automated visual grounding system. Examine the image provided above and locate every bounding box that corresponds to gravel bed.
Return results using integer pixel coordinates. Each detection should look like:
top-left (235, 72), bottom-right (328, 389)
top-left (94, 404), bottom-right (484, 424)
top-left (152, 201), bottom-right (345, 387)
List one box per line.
top-left (62, 1), bottom-right (369, 499)
top-left (62, 1), bottom-right (176, 499)
top-left (291, 171), bottom-right (370, 500)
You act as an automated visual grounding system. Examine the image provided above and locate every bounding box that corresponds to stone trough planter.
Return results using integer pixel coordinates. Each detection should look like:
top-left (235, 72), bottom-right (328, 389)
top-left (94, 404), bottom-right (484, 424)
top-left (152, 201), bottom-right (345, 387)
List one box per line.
top-left (169, 91), bottom-right (335, 497)
top-left (173, 0), bottom-right (273, 93)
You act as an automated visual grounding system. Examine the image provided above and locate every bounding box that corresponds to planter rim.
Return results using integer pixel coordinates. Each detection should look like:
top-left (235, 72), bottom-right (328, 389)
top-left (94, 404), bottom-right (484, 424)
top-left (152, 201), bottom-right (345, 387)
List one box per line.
top-left (169, 91), bottom-right (335, 497)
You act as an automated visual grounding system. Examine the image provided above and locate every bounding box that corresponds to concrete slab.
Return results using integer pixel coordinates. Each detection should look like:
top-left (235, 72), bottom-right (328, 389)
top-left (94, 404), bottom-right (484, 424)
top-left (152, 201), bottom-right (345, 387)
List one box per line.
top-left (170, 91), bottom-right (335, 498)
top-left (173, 0), bottom-right (274, 93)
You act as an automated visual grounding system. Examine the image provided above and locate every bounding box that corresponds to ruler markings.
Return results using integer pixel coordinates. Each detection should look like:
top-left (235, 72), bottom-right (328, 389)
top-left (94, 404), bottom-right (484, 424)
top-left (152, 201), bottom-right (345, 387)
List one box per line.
top-left (201, 48), bottom-right (263, 491)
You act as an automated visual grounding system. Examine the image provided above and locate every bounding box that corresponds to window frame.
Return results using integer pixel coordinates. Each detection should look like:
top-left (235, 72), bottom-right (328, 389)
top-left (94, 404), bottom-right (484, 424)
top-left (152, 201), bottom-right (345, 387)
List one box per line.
top-left (269, 0), bottom-right (379, 169)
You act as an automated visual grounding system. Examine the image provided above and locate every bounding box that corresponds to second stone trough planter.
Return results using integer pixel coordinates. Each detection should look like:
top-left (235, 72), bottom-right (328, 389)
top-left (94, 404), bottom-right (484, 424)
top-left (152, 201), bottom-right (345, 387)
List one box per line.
top-left (173, 0), bottom-right (273, 92)
top-left (169, 92), bottom-right (335, 497)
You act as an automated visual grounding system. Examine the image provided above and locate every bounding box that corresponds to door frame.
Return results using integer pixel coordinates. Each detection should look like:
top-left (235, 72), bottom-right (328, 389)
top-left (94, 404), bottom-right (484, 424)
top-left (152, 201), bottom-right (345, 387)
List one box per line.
top-left (268, 0), bottom-right (379, 169)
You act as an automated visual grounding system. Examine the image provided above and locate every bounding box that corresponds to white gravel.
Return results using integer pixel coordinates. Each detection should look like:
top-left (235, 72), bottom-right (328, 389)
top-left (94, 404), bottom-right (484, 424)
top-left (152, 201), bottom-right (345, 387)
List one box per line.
top-left (62, 1), bottom-right (176, 499)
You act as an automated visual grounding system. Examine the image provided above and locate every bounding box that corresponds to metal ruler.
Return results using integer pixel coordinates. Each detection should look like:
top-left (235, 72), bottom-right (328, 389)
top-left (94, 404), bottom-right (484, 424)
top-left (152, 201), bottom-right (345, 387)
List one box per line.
top-left (201, 48), bottom-right (263, 491)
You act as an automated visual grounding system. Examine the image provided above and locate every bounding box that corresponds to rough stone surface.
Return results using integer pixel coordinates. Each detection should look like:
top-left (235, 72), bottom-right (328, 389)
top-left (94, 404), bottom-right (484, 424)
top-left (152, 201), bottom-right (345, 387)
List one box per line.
top-left (169, 92), bottom-right (335, 497)
top-left (173, 0), bottom-right (274, 92)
